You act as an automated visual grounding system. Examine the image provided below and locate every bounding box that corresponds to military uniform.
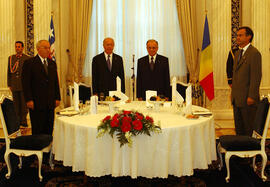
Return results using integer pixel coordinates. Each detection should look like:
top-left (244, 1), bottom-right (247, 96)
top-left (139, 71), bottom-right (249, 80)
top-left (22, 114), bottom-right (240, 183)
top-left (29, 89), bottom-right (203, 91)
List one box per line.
top-left (226, 48), bottom-right (238, 85)
top-left (7, 53), bottom-right (30, 126)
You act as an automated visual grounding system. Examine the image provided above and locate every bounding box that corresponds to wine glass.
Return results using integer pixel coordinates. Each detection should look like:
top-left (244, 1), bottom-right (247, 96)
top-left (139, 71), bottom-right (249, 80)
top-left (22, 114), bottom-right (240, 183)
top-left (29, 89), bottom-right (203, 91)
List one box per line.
top-left (99, 92), bottom-right (104, 101)
top-left (78, 100), bottom-right (84, 115)
top-left (85, 100), bottom-right (91, 113)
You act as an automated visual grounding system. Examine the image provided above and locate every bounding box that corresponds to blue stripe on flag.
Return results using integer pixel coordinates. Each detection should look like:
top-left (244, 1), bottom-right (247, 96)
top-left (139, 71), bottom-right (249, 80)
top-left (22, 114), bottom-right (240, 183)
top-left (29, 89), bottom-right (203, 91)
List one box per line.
top-left (49, 17), bottom-right (55, 44)
top-left (201, 15), bottom-right (210, 51)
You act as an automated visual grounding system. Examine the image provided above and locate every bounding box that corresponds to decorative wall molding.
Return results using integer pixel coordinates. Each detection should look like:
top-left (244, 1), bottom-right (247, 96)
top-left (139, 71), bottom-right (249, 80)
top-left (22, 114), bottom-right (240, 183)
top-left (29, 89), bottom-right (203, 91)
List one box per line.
top-left (231, 0), bottom-right (241, 48)
top-left (26, 0), bottom-right (34, 56)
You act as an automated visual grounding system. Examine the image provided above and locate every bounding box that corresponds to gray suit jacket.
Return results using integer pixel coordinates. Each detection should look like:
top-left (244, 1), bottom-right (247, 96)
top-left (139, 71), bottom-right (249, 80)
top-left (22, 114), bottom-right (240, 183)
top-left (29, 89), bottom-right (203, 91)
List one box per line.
top-left (231, 45), bottom-right (262, 107)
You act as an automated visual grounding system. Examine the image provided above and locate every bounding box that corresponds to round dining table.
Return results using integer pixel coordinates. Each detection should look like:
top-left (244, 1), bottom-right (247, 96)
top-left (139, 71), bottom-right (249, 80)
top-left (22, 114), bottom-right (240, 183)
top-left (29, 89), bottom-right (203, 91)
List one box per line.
top-left (53, 101), bottom-right (216, 178)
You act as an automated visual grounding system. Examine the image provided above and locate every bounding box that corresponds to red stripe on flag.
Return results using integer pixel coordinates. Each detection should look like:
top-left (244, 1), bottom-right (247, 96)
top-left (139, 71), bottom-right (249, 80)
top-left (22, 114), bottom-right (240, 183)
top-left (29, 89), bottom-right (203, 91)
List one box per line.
top-left (199, 72), bottom-right (214, 101)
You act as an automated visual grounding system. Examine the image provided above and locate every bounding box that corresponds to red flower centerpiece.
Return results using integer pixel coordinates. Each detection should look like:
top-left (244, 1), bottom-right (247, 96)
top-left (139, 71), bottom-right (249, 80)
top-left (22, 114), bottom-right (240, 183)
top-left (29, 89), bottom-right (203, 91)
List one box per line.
top-left (97, 110), bottom-right (161, 147)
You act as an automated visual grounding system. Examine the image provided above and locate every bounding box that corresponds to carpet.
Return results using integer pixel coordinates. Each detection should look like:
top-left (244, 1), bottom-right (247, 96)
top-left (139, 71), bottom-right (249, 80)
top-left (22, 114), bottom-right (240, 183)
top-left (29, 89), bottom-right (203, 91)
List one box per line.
top-left (0, 141), bottom-right (270, 187)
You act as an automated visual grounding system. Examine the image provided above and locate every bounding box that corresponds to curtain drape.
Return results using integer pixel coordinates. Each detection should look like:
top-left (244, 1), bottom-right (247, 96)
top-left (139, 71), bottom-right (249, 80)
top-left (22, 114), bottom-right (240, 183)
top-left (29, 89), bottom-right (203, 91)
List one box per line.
top-left (83, 0), bottom-right (186, 99)
top-left (175, 0), bottom-right (203, 105)
top-left (175, 0), bottom-right (199, 83)
top-left (68, 0), bottom-right (93, 84)
top-left (0, 0), bottom-right (15, 88)
top-left (34, 0), bottom-right (52, 55)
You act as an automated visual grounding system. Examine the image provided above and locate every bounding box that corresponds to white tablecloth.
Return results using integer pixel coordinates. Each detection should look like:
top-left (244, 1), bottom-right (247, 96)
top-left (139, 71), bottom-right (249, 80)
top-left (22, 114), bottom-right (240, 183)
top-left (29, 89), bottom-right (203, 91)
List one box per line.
top-left (53, 101), bottom-right (216, 178)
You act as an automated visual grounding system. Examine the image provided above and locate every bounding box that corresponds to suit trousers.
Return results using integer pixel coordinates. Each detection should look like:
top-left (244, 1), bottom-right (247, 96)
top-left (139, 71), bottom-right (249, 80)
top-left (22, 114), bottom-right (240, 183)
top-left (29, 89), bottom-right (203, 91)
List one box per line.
top-left (29, 108), bottom-right (55, 135)
top-left (233, 104), bottom-right (257, 136)
top-left (12, 91), bottom-right (28, 124)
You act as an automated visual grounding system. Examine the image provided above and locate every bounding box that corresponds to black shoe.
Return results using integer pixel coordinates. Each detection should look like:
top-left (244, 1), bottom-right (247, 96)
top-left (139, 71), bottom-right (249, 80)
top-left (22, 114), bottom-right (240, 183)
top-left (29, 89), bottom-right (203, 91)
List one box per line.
top-left (20, 123), bottom-right (28, 127)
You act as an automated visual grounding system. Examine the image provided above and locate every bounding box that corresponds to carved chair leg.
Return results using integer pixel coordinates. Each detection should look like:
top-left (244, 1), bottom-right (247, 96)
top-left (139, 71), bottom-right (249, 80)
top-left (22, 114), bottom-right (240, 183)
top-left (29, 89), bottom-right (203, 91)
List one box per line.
top-left (252, 156), bottom-right (257, 171)
top-left (36, 152), bottom-right (43, 182)
top-left (4, 152), bottom-right (12, 179)
top-left (260, 152), bottom-right (267, 181)
top-left (18, 156), bottom-right (22, 169)
top-left (225, 153), bottom-right (231, 183)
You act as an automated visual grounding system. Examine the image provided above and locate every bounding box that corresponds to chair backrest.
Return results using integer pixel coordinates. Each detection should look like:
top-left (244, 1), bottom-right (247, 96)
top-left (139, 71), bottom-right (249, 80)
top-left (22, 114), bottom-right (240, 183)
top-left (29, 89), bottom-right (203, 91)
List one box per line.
top-left (0, 96), bottom-right (20, 147)
top-left (177, 82), bottom-right (188, 101)
top-left (257, 97), bottom-right (270, 150)
top-left (253, 97), bottom-right (269, 136)
top-left (79, 84), bottom-right (91, 104)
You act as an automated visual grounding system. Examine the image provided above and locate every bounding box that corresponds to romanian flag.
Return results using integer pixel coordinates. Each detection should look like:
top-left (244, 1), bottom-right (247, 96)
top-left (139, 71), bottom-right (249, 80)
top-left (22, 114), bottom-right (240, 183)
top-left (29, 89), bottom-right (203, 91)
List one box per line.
top-left (199, 15), bottom-right (214, 101)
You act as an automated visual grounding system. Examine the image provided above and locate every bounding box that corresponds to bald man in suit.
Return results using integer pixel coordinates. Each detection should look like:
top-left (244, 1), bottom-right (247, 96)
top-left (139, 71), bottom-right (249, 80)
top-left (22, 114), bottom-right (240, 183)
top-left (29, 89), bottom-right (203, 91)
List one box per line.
top-left (92, 37), bottom-right (125, 97)
top-left (22, 40), bottom-right (61, 135)
top-left (231, 27), bottom-right (262, 136)
top-left (136, 39), bottom-right (170, 100)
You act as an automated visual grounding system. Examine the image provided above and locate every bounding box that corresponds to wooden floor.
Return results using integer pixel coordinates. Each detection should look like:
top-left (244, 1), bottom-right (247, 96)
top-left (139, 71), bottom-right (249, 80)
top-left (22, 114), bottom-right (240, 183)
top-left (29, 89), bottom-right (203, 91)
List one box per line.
top-left (1, 119), bottom-right (269, 139)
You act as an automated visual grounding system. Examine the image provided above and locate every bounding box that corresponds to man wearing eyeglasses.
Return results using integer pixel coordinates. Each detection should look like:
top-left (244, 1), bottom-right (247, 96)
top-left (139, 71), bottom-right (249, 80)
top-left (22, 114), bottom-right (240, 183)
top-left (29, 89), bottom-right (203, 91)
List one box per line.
top-left (136, 39), bottom-right (170, 100)
top-left (22, 40), bottom-right (61, 135)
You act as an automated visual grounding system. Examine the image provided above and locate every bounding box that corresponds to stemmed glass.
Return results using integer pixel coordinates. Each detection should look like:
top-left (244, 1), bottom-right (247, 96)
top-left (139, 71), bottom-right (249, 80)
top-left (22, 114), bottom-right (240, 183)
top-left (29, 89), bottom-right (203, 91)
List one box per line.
top-left (78, 100), bottom-right (84, 115)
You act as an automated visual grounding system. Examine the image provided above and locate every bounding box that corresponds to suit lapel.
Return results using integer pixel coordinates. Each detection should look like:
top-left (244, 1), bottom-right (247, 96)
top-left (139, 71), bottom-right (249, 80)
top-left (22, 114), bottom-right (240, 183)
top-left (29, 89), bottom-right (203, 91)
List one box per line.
top-left (145, 56), bottom-right (151, 71)
top-left (235, 46), bottom-right (252, 71)
top-left (155, 55), bottom-right (161, 69)
top-left (36, 55), bottom-right (48, 76)
top-left (111, 53), bottom-right (115, 72)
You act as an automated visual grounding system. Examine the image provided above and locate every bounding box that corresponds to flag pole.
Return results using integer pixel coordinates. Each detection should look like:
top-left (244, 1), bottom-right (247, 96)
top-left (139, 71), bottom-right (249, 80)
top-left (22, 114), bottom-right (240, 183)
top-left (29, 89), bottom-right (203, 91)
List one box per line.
top-left (204, 0), bottom-right (207, 14)
top-left (203, 0), bottom-right (207, 108)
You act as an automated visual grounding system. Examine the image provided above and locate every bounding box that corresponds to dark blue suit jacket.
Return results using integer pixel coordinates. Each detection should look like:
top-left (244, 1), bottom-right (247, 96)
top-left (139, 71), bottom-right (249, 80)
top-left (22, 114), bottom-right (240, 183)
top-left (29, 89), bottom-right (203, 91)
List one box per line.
top-left (22, 55), bottom-right (60, 110)
top-left (136, 54), bottom-right (170, 100)
top-left (92, 52), bottom-right (125, 96)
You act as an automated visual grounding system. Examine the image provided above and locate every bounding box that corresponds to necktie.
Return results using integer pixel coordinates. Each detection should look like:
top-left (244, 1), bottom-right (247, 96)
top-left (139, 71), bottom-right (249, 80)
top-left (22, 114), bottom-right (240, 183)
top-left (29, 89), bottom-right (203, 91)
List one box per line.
top-left (43, 60), bottom-right (48, 74)
top-left (237, 49), bottom-right (244, 65)
top-left (150, 56), bottom-right (154, 71)
top-left (107, 55), bottom-right (111, 71)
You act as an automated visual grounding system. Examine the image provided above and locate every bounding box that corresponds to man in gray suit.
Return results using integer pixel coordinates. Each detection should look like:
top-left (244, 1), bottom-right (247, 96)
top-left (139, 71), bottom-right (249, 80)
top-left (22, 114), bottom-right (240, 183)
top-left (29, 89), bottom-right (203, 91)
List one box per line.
top-left (7, 41), bottom-right (30, 127)
top-left (231, 27), bottom-right (262, 136)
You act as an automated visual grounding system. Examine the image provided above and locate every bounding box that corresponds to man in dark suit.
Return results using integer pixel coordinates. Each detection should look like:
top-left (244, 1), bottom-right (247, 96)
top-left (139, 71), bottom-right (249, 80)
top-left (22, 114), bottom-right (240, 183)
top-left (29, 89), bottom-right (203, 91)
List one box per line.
top-left (22, 40), bottom-right (61, 135)
top-left (92, 37), bottom-right (125, 97)
top-left (231, 27), bottom-right (262, 136)
top-left (8, 41), bottom-right (30, 127)
top-left (136, 39), bottom-right (170, 100)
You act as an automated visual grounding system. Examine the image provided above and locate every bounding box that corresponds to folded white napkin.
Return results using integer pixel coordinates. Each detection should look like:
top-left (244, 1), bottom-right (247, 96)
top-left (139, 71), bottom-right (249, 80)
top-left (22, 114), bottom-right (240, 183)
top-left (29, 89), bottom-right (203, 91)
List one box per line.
top-left (90, 95), bottom-right (98, 114)
top-left (171, 77), bottom-right (177, 106)
top-left (74, 82), bottom-right (79, 112)
top-left (183, 85), bottom-right (192, 115)
top-left (109, 76), bottom-right (129, 104)
top-left (171, 77), bottom-right (184, 106)
top-left (109, 91), bottom-right (129, 104)
top-left (146, 90), bottom-right (157, 107)
top-left (116, 76), bottom-right (121, 92)
top-left (175, 90), bottom-right (184, 104)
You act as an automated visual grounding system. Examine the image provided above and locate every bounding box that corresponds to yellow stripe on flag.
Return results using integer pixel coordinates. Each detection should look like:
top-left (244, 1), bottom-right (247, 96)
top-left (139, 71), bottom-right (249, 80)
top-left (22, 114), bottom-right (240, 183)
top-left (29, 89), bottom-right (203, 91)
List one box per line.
top-left (199, 45), bottom-right (212, 81)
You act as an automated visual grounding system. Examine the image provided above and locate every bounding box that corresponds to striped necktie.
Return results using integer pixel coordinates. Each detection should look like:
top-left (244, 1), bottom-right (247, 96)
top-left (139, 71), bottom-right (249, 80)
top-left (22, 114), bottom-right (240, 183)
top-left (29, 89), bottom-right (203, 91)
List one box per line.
top-left (107, 55), bottom-right (111, 71)
top-left (150, 56), bottom-right (154, 71)
top-left (43, 60), bottom-right (48, 74)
